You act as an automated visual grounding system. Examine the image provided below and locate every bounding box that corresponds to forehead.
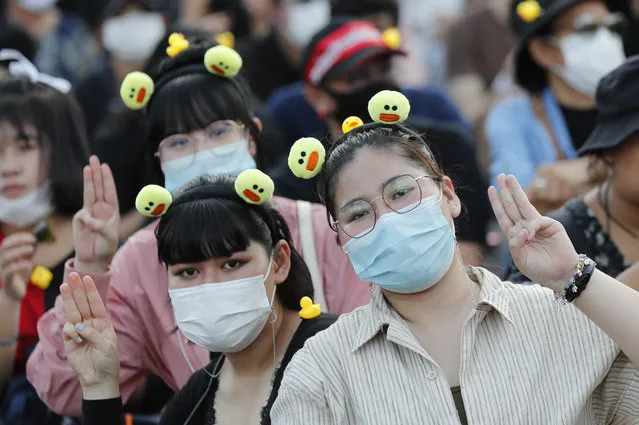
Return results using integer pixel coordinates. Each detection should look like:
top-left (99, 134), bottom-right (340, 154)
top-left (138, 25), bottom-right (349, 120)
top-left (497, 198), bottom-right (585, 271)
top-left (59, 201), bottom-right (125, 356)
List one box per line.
top-left (332, 148), bottom-right (427, 210)
top-left (553, 0), bottom-right (609, 30)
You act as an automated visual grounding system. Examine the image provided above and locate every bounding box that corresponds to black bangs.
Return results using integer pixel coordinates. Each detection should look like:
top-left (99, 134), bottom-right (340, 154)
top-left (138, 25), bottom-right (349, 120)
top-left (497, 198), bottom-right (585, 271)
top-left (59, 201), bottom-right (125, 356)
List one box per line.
top-left (146, 72), bottom-right (258, 153)
top-left (155, 197), bottom-right (273, 265)
top-left (0, 78), bottom-right (55, 145)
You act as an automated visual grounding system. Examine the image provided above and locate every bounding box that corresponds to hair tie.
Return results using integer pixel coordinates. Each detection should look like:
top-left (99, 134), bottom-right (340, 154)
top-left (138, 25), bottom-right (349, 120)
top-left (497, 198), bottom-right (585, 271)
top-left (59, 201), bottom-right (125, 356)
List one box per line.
top-left (119, 34), bottom-right (244, 110)
top-left (299, 296), bottom-right (321, 319)
top-left (166, 32), bottom-right (190, 57)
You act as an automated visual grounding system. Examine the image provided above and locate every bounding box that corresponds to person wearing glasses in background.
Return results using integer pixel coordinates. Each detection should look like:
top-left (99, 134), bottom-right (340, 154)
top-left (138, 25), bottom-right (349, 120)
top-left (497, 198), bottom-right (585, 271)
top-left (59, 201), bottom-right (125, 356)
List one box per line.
top-left (485, 0), bottom-right (627, 215)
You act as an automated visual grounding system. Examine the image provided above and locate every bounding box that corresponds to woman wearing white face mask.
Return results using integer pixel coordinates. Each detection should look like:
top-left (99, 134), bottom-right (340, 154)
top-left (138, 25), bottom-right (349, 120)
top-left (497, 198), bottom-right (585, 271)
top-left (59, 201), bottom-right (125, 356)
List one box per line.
top-left (0, 55), bottom-right (89, 423)
top-left (27, 37), bottom-right (370, 417)
top-left (484, 0), bottom-right (627, 215)
top-left (59, 173), bottom-right (336, 425)
top-left (271, 92), bottom-right (639, 424)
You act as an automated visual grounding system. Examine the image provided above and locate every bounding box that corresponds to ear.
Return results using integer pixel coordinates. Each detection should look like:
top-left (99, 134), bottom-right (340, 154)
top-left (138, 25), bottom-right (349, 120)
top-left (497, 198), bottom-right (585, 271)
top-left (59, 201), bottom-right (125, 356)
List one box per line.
top-left (441, 176), bottom-right (461, 219)
top-left (248, 117), bottom-right (262, 157)
top-left (272, 240), bottom-right (292, 285)
top-left (528, 37), bottom-right (564, 70)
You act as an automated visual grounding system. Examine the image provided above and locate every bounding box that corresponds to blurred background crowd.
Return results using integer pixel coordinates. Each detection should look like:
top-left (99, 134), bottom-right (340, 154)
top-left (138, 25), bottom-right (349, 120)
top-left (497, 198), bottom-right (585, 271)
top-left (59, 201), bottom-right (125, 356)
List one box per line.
top-left (1, 0), bottom-right (639, 423)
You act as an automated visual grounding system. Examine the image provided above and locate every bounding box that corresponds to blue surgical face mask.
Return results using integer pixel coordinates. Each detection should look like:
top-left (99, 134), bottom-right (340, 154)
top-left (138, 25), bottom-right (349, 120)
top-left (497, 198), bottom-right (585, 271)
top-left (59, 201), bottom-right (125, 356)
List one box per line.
top-left (343, 194), bottom-right (455, 293)
top-left (162, 139), bottom-right (257, 193)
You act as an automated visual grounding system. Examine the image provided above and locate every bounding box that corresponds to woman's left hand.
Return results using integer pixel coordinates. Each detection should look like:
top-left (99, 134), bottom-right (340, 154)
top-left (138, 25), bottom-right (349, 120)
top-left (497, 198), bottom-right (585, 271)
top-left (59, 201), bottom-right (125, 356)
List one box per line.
top-left (488, 174), bottom-right (578, 291)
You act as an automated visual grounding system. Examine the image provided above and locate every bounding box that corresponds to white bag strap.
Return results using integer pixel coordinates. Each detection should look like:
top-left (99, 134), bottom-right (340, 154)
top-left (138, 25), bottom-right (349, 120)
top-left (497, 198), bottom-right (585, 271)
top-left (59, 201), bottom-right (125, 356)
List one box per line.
top-left (296, 200), bottom-right (326, 309)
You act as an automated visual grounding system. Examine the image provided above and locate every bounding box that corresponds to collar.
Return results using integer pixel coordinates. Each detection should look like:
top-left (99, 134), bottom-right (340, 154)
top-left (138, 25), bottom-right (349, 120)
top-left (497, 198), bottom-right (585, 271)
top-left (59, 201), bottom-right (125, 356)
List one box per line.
top-left (350, 267), bottom-right (513, 353)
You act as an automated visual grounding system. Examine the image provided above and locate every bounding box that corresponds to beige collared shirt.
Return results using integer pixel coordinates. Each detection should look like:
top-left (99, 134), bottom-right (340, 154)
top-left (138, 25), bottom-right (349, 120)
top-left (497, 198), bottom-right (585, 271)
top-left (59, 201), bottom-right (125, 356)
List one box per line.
top-left (271, 268), bottom-right (639, 424)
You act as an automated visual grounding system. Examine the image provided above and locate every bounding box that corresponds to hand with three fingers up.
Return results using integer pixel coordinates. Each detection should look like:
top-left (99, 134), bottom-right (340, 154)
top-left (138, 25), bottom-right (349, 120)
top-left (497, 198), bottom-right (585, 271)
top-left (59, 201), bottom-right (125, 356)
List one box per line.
top-left (60, 272), bottom-right (120, 400)
top-left (488, 173), bottom-right (579, 292)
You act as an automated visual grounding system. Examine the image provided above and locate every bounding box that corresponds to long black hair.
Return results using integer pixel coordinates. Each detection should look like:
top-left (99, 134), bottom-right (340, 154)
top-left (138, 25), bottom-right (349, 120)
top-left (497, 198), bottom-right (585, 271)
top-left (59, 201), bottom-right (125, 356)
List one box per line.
top-left (155, 174), bottom-right (314, 311)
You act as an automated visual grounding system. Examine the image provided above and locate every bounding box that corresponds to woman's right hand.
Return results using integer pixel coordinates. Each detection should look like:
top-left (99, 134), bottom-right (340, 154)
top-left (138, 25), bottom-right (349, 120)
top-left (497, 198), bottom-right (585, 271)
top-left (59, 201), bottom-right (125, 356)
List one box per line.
top-left (61, 272), bottom-right (120, 399)
top-left (0, 233), bottom-right (36, 302)
top-left (73, 156), bottom-right (120, 274)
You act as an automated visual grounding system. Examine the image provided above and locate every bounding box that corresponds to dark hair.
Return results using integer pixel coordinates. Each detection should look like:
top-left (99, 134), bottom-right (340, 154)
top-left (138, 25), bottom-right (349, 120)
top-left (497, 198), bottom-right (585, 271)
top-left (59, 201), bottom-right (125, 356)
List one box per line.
top-left (330, 0), bottom-right (399, 27)
top-left (145, 42), bottom-right (262, 165)
top-left (0, 77), bottom-right (89, 215)
top-left (0, 23), bottom-right (37, 62)
top-left (207, 0), bottom-right (251, 40)
top-left (155, 174), bottom-right (314, 311)
top-left (142, 24), bottom-right (212, 76)
top-left (318, 123), bottom-right (444, 218)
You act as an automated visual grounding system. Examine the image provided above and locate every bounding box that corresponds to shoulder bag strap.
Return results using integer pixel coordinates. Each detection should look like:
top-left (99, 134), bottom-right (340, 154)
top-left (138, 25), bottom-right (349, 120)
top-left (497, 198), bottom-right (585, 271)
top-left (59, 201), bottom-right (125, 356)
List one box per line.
top-left (296, 200), bottom-right (327, 309)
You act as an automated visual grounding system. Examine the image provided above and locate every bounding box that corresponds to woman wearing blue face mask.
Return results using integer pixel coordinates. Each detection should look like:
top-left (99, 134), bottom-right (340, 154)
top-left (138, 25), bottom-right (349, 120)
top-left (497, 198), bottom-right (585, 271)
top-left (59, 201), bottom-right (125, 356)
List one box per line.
top-left (27, 36), bottom-right (370, 417)
top-left (57, 173), bottom-right (336, 425)
top-left (270, 95), bottom-right (639, 424)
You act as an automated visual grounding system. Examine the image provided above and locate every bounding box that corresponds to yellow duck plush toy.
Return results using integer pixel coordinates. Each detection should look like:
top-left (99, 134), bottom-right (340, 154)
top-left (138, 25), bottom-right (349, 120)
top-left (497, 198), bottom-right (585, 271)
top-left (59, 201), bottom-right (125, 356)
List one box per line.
top-left (166, 32), bottom-right (190, 57)
top-left (235, 169), bottom-right (274, 205)
top-left (30, 266), bottom-right (53, 290)
top-left (288, 138), bottom-right (326, 179)
top-left (135, 185), bottom-right (173, 217)
top-left (299, 296), bottom-right (321, 319)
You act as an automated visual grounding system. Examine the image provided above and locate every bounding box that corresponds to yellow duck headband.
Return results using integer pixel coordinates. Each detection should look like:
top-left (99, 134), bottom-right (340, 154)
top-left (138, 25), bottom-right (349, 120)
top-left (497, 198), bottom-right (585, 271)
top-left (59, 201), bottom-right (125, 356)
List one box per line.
top-left (134, 171), bottom-right (322, 319)
top-left (119, 32), bottom-right (244, 111)
top-left (287, 90), bottom-right (412, 179)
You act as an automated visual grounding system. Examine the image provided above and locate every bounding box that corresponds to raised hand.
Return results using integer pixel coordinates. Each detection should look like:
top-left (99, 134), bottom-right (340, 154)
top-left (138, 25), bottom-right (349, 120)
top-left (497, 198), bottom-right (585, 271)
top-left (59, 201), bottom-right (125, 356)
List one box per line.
top-left (488, 174), bottom-right (578, 291)
top-left (61, 272), bottom-right (120, 399)
top-left (73, 156), bottom-right (120, 273)
top-left (0, 233), bottom-right (36, 302)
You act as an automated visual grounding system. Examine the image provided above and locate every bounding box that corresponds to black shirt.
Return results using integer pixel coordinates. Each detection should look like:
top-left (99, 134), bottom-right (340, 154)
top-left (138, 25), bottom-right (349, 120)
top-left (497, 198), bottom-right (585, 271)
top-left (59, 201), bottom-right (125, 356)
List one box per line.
top-left (558, 105), bottom-right (597, 152)
top-left (235, 30), bottom-right (301, 102)
top-left (82, 314), bottom-right (337, 425)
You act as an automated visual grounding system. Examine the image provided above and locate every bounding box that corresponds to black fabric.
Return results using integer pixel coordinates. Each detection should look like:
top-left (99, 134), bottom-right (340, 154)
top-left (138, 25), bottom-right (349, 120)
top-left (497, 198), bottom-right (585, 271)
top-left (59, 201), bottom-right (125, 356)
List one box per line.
top-left (270, 119), bottom-right (490, 245)
top-left (558, 105), bottom-right (597, 152)
top-left (326, 81), bottom-right (400, 124)
top-left (450, 386), bottom-right (468, 425)
top-left (506, 197), bottom-right (629, 283)
top-left (81, 314), bottom-right (337, 425)
top-left (235, 30), bottom-right (300, 102)
top-left (579, 56), bottom-right (639, 155)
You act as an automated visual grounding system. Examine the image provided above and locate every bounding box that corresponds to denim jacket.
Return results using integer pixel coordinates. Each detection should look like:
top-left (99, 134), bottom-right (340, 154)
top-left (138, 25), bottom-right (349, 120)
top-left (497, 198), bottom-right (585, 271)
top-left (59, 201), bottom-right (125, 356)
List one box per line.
top-left (484, 88), bottom-right (578, 188)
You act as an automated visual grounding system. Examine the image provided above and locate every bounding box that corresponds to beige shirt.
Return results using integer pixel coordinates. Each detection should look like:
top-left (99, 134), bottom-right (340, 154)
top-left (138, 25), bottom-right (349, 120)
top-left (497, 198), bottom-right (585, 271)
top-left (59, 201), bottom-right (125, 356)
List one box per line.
top-left (271, 268), bottom-right (639, 424)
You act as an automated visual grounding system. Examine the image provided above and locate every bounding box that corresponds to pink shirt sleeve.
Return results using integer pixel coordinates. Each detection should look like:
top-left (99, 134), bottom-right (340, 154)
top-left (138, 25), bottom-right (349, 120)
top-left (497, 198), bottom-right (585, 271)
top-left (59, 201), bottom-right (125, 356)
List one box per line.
top-left (26, 246), bottom-right (149, 416)
top-left (309, 203), bottom-right (370, 314)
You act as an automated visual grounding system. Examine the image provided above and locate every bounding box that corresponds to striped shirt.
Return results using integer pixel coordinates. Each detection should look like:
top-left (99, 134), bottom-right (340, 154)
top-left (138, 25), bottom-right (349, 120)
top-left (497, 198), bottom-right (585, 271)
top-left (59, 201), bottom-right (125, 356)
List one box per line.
top-left (271, 268), bottom-right (639, 424)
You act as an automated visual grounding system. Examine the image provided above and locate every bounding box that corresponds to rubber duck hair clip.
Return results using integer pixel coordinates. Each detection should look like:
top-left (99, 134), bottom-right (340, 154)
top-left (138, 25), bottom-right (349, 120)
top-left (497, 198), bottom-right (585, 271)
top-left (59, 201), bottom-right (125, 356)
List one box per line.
top-left (516, 0), bottom-right (542, 23)
top-left (299, 296), bottom-right (321, 319)
top-left (119, 33), bottom-right (243, 110)
top-left (287, 90), bottom-right (411, 178)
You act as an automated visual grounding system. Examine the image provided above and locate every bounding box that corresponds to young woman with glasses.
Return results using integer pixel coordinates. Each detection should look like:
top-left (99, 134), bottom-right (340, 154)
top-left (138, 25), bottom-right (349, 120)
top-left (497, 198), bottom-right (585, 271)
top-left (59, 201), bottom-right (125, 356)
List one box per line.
top-left (271, 120), bottom-right (639, 424)
top-left (26, 38), bottom-right (370, 417)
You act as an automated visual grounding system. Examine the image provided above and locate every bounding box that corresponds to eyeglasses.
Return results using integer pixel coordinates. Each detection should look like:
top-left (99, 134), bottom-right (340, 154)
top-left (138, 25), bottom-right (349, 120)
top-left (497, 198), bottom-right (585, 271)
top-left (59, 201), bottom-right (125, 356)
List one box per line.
top-left (333, 174), bottom-right (440, 239)
top-left (156, 120), bottom-right (247, 170)
top-left (553, 12), bottom-right (626, 37)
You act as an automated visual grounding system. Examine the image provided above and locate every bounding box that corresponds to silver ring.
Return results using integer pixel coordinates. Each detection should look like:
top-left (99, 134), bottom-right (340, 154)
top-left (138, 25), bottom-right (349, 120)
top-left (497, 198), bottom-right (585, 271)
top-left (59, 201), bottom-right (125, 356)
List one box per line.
top-left (534, 177), bottom-right (548, 189)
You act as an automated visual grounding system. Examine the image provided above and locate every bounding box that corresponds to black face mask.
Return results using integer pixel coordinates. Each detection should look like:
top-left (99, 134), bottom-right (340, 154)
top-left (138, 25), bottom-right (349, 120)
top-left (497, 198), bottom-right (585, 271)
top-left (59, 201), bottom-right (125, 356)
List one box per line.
top-left (326, 81), bottom-right (401, 125)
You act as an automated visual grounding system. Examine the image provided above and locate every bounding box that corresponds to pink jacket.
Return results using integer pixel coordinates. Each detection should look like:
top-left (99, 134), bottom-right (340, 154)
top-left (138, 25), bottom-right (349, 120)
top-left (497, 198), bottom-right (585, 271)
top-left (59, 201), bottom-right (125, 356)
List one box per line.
top-left (26, 197), bottom-right (370, 417)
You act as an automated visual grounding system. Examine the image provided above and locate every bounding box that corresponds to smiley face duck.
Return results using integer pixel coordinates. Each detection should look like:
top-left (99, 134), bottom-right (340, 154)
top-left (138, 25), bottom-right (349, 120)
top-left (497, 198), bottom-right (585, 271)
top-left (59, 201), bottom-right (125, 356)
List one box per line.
top-left (204, 45), bottom-right (243, 78)
top-left (136, 185), bottom-right (173, 217)
top-left (120, 72), bottom-right (155, 110)
top-left (368, 90), bottom-right (410, 124)
top-left (234, 169), bottom-right (274, 205)
top-left (288, 137), bottom-right (326, 179)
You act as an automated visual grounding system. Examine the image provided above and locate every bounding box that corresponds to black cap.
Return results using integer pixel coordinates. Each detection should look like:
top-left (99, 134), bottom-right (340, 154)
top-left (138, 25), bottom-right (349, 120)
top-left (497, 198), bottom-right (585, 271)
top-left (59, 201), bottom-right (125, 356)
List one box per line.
top-left (579, 56), bottom-right (639, 155)
top-left (510, 0), bottom-right (585, 93)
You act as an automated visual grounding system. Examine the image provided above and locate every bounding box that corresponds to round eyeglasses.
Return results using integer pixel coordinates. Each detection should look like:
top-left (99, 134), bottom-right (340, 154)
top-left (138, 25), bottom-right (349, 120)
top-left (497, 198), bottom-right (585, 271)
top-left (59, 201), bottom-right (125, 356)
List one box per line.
top-left (156, 120), bottom-right (247, 171)
top-left (333, 174), bottom-right (440, 239)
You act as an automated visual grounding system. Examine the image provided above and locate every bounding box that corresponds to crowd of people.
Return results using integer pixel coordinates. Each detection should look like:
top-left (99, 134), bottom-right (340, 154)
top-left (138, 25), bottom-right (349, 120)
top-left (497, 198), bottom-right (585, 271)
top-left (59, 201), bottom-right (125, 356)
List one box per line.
top-left (0, 0), bottom-right (639, 423)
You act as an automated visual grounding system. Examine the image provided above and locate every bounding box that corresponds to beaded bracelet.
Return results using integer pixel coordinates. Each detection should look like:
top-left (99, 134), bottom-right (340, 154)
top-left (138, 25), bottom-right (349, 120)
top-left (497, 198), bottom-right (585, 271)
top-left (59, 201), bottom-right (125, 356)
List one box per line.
top-left (0, 335), bottom-right (18, 347)
top-left (554, 254), bottom-right (596, 305)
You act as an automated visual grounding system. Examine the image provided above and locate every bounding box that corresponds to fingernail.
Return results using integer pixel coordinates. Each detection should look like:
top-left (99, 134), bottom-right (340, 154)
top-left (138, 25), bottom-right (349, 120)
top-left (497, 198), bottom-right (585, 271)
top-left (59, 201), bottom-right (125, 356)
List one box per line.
top-left (75, 323), bottom-right (85, 331)
top-left (76, 336), bottom-right (84, 343)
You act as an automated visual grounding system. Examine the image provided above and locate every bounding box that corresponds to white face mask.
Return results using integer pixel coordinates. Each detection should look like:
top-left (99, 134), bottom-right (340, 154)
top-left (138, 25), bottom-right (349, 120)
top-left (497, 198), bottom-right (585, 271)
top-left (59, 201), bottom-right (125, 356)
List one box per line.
top-left (0, 183), bottom-right (52, 228)
top-left (169, 256), bottom-right (275, 353)
top-left (102, 11), bottom-right (166, 62)
top-left (554, 28), bottom-right (626, 97)
top-left (18, 0), bottom-right (56, 12)
top-left (161, 139), bottom-right (257, 193)
top-left (286, 0), bottom-right (330, 47)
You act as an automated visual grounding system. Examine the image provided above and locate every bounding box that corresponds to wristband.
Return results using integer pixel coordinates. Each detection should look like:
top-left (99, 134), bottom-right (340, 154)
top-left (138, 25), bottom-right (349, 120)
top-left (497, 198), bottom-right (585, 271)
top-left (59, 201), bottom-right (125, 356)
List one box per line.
top-left (554, 254), bottom-right (596, 305)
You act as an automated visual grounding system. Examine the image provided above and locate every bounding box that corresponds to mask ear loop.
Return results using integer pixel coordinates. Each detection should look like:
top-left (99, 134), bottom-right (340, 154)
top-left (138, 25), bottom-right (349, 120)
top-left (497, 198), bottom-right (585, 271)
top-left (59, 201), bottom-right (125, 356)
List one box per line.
top-left (264, 251), bottom-right (278, 380)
